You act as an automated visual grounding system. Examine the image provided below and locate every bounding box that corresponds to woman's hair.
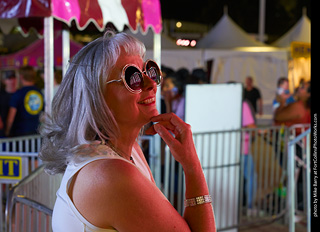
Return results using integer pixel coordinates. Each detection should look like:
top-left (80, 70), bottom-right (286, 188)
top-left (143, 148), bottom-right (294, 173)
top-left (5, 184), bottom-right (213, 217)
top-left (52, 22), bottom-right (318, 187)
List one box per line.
top-left (39, 31), bottom-right (146, 174)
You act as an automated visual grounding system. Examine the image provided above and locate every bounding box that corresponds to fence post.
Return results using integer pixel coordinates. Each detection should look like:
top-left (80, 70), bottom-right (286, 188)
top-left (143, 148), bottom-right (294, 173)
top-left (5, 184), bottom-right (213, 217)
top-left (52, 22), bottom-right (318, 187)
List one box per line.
top-left (306, 133), bottom-right (311, 232)
top-left (288, 142), bottom-right (295, 232)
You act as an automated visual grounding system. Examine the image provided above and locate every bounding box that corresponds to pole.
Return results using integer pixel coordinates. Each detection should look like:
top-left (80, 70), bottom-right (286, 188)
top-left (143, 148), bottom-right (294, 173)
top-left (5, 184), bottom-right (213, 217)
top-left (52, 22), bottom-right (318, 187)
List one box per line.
top-left (44, 17), bottom-right (54, 114)
top-left (62, 28), bottom-right (70, 77)
top-left (258, 0), bottom-right (266, 43)
top-left (153, 32), bottom-right (162, 187)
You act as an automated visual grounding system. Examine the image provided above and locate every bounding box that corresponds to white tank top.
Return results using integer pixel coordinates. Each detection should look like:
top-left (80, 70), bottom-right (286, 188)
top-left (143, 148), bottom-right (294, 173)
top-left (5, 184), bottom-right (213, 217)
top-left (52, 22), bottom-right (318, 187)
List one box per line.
top-left (52, 143), bottom-right (153, 232)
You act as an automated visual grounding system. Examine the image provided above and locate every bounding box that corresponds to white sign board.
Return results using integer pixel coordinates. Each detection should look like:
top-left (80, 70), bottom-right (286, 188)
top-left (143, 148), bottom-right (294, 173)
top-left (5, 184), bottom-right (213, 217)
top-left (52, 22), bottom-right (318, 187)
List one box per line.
top-left (185, 83), bottom-right (242, 231)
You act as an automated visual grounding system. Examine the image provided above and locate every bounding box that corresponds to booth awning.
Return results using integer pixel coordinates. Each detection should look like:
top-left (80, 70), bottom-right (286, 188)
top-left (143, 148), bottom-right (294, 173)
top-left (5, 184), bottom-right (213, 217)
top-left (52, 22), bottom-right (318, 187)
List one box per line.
top-left (0, 0), bottom-right (162, 34)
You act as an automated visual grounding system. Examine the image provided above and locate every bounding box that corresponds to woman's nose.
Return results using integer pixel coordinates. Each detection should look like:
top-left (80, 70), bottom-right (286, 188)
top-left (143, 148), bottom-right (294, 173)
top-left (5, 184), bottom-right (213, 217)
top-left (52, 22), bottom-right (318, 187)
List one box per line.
top-left (142, 74), bottom-right (157, 92)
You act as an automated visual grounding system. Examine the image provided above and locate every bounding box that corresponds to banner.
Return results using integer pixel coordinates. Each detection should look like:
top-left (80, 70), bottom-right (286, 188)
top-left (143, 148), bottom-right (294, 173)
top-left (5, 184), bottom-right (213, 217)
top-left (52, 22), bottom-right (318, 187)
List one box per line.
top-left (291, 41), bottom-right (311, 58)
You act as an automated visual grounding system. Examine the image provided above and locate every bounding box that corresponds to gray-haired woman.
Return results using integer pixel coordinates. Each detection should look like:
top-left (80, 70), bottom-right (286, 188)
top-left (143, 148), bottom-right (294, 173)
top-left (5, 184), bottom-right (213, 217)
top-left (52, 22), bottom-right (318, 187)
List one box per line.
top-left (39, 31), bottom-right (215, 232)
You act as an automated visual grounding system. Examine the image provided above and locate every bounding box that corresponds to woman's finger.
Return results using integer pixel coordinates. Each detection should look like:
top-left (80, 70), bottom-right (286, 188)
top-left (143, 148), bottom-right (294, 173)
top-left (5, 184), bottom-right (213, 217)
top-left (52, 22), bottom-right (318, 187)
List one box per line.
top-left (145, 119), bottom-right (177, 134)
top-left (154, 124), bottom-right (179, 149)
top-left (151, 113), bottom-right (184, 125)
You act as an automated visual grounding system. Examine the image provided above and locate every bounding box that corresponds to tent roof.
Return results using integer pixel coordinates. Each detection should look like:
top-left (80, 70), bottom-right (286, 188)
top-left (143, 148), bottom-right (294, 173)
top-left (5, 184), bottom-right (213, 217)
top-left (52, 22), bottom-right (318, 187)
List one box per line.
top-left (0, 0), bottom-right (162, 35)
top-left (124, 28), bottom-right (181, 50)
top-left (0, 33), bottom-right (83, 68)
top-left (196, 13), bottom-right (266, 49)
top-left (272, 14), bottom-right (311, 47)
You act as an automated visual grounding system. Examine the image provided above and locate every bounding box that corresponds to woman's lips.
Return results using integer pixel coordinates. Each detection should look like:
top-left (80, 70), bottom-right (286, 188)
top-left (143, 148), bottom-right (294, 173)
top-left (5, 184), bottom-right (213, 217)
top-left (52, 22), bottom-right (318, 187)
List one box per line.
top-left (138, 97), bottom-right (156, 105)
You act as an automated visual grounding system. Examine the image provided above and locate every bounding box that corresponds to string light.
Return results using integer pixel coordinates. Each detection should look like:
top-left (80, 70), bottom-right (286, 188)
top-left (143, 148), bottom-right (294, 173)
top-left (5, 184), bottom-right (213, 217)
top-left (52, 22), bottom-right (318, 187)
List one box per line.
top-left (176, 39), bottom-right (197, 47)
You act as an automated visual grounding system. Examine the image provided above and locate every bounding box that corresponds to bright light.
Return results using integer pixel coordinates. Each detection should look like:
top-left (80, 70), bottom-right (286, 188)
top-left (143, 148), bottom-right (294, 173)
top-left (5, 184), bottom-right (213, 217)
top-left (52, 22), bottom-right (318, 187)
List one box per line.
top-left (176, 39), bottom-right (197, 47)
top-left (176, 21), bottom-right (182, 28)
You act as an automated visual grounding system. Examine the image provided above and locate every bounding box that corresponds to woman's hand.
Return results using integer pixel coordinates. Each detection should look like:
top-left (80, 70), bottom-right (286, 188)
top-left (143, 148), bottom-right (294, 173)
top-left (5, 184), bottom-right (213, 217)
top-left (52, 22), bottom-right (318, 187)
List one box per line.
top-left (145, 113), bottom-right (198, 169)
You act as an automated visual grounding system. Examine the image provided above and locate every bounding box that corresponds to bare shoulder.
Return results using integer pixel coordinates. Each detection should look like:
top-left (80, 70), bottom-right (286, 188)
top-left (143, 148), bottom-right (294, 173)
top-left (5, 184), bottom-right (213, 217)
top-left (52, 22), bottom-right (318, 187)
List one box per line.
top-left (71, 158), bottom-right (189, 231)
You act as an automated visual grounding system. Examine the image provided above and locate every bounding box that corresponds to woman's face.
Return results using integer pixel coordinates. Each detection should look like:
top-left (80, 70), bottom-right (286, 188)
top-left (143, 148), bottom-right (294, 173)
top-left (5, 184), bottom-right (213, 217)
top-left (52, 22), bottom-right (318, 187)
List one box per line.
top-left (104, 50), bottom-right (159, 128)
top-left (297, 82), bottom-right (310, 99)
top-left (162, 77), bottom-right (175, 92)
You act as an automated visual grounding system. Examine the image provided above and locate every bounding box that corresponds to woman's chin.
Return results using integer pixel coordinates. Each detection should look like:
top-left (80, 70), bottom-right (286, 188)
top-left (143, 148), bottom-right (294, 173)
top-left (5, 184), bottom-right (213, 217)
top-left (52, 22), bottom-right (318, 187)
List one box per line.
top-left (145, 108), bottom-right (159, 122)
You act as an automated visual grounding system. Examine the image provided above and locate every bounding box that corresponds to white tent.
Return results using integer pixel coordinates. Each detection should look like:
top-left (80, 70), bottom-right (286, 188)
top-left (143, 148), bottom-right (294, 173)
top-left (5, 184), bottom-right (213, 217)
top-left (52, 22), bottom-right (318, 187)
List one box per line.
top-left (272, 14), bottom-right (310, 47)
top-left (204, 48), bottom-right (288, 117)
top-left (193, 12), bottom-right (287, 120)
top-left (272, 12), bottom-right (311, 93)
top-left (196, 12), bottom-right (266, 49)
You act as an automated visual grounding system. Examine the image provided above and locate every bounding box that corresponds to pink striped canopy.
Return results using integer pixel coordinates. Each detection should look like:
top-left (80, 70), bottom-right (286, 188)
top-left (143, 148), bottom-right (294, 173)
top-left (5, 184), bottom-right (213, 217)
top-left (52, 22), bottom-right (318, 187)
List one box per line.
top-left (0, 0), bottom-right (162, 34)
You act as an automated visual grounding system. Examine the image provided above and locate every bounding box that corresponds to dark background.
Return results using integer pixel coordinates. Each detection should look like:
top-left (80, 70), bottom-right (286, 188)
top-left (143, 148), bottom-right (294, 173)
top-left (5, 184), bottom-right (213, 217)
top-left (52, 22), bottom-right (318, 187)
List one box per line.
top-left (160, 0), bottom-right (311, 43)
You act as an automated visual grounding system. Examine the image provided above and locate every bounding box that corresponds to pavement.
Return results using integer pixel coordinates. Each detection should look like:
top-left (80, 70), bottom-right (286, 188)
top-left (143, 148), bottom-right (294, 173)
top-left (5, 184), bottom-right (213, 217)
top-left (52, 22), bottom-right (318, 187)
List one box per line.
top-left (239, 221), bottom-right (307, 232)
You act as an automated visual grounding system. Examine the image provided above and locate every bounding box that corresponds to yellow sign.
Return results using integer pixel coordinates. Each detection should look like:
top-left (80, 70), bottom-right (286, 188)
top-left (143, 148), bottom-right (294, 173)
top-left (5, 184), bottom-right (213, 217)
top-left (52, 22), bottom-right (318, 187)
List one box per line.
top-left (291, 41), bottom-right (311, 58)
top-left (0, 156), bottom-right (22, 180)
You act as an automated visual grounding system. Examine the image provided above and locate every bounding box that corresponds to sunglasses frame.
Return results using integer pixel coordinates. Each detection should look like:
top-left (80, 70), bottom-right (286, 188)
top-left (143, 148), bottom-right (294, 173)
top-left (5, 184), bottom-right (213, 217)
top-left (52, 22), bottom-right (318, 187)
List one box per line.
top-left (106, 59), bottom-right (162, 94)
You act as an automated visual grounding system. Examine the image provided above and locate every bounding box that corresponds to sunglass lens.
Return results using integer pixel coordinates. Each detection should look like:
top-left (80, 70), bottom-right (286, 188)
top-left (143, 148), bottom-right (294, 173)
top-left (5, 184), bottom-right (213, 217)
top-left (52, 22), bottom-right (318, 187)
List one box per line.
top-left (125, 66), bottom-right (143, 91)
top-left (145, 61), bottom-right (161, 85)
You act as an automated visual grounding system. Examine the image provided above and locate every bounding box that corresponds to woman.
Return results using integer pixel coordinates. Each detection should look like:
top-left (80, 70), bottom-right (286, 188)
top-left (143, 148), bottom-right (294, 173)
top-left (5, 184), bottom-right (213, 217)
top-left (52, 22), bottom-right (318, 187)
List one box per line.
top-left (39, 31), bottom-right (215, 232)
top-left (274, 81), bottom-right (311, 131)
top-left (162, 73), bottom-right (185, 121)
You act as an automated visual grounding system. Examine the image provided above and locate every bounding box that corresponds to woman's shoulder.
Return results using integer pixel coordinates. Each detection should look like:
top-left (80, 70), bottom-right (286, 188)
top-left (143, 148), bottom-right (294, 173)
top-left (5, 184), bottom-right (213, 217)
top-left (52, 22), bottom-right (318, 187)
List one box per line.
top-left (71, 141), bottom-right (124, 164)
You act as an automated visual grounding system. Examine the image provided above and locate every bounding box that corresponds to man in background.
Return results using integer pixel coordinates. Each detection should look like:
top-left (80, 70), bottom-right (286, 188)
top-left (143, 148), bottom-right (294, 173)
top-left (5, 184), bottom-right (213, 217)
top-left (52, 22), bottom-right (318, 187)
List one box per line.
top-left (5, 66), bottom-right (44, 137)
top-left (244, 76), bottom-right (263, 116)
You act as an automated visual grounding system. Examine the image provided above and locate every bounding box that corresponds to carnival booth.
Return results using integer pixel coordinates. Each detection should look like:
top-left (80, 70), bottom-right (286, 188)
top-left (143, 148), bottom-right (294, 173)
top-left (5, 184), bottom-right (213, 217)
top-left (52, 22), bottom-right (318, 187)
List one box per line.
top-left (0, 33), bottom-right (82, 68)
top-left (0, 0), bottom-right (162, 114)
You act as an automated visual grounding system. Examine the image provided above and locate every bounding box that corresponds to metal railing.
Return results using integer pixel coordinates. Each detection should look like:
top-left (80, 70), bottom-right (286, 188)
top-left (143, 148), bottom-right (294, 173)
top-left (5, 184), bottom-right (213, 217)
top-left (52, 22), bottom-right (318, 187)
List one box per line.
top-left (0, 124), bottom-right (311, 231)
top-left (10, 196), bottom-right (52, 232)
top-left (0, 135), bottom-right (44, 231)
top-left (5, 165), bottom-right (62, 232)
top-left (1, 135), bottom-right (155, 232)
top-left (288, 128), bottom-right (311, 232)
top-left (162, 124), bottom-right (310, 231)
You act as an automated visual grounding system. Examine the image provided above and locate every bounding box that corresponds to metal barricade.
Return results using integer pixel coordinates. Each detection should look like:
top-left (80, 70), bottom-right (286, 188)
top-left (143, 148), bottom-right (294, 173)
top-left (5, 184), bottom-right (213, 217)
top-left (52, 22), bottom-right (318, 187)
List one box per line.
top-left (288, 128), bottom-right (311, 232)
top-left (0, 125), bottom-right (311, 231)
top-left (5, 165), bottom-right (62, 232)
top-left (0, 135), bottom-right (43, 231)
top-left (162, 124), bottom-right (310, 231)
top-left (1, 135), bottom-right (155, 232)
top-left (10, 196), bottom-right (52, 232)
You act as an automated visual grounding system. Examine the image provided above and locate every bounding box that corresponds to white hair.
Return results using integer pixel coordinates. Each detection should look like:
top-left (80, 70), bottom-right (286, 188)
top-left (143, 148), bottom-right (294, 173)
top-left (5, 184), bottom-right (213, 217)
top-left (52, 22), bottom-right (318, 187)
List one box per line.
top-left (39, 31), bottom-right (146, 174)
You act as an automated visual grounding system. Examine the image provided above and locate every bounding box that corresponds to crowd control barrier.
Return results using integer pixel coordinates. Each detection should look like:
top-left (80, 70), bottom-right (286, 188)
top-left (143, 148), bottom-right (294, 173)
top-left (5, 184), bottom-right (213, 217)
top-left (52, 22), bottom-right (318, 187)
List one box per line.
top-left (0, 124), bottom-right (310, 231)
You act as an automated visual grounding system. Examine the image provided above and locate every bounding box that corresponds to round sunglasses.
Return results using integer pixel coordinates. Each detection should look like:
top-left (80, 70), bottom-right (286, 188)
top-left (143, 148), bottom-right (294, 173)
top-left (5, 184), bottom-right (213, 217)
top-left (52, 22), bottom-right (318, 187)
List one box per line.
top-left (106, 59), bottom-right (162, 94)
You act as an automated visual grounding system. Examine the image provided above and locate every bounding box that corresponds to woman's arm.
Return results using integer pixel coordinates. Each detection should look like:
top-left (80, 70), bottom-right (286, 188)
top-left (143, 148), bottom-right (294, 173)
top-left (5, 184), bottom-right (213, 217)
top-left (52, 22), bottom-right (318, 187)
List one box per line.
top-left (274, 99), bottom-right (302, 122)
top-left (149, 113), bottom-right (216, 231)
top-left (71, 113), bottom-right (215, 232)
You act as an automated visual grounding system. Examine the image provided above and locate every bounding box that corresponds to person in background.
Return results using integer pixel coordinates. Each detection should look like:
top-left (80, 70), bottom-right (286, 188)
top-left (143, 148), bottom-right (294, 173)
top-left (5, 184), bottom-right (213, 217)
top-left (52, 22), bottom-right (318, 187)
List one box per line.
top-left (162, 72), bottom-right (186, 121)
top-left (189, 68), bottom-right (208, 84)
top-left (227, 81), bottom-right (257, 209)
top-left (244, 76), bottom-right (263, 116)
top-left (274, 81), bottom-right (311, 132)
top-left (0, 74), bottom-right (16, 137)
top-left (160, 65), bottom-right (174, 114)
top-left (35, 69), bottom-right (45, 91)
top-left (5, 66), bottom-right (44, 137)
top-left (272, 77), bottom-right (295, 112)
top-left (241, 99), bottom-right (257, 210)
top-left (39, 31), bottom-right (215, 232)
top-left (274, 81), bottom-right (311, 211)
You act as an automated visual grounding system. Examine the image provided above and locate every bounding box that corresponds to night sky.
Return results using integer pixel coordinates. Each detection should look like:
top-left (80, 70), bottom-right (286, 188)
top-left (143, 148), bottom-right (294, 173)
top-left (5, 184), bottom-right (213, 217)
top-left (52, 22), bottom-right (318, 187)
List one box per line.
top-left (160, 0), bottom-right (311, 43)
